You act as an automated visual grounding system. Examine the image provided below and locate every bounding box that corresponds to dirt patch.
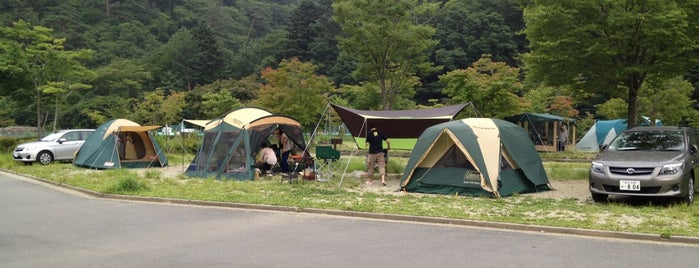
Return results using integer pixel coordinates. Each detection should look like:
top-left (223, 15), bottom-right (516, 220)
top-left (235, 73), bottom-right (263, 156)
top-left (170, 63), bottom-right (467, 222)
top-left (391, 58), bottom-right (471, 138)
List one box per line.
top-left (134, 165), bottom-right (590, 201)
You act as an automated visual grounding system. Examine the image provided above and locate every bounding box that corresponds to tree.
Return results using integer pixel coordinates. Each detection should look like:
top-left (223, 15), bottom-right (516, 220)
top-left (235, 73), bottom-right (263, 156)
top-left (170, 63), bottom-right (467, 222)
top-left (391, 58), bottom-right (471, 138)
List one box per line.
top-left (595, 98), bottom-right (628, 120)
top-left (0, 20), bottom-right (94, 136)
top-left (432, 0), bottom-right (525, 70)
top-left (333, 0), bottom-right (440, 110)
top-left (523, 0), bottom-right (699, 128)
top-left (285, 0), bottom-right (340, 76)
top-left (639, 77), bottom-right (698, 127)
top-left (440, 55), bottom-right (525, 118)
top-left (201, 90), bottom-right (242, 119)
top-left (131, 89), bottom-right (185, 126)
top-left (253, 58), bottom-right (333, 129)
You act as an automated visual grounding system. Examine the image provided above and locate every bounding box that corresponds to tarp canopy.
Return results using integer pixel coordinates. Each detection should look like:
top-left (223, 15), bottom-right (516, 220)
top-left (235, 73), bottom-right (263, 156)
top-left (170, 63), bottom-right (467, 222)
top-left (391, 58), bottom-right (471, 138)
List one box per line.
top-left (400, 118), bottom-right (550, 197)
top-left (330, 103), bottom-right (470, 150)
top-left (185, 107), bottom-right (307, 180)
top-left (74, 119), bottom-right (168, 169)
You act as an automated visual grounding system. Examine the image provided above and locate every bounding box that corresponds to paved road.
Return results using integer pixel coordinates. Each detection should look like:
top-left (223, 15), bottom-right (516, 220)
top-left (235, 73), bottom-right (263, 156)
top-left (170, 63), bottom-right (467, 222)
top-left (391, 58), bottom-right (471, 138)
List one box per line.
top-left (2, 171), bottom-right (698, 268)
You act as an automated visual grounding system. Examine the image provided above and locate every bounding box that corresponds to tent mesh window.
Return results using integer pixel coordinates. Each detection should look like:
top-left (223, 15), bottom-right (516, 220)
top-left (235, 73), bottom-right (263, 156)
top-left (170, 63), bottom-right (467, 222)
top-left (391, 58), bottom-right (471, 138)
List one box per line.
top-left (435, 145), bottom-right (473, 169)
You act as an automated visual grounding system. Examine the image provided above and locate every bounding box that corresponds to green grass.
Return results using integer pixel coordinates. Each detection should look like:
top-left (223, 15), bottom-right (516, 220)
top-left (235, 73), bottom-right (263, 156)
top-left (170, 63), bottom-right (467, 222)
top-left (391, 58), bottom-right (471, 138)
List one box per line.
top-left (2, 153), bottom-right (699, 238)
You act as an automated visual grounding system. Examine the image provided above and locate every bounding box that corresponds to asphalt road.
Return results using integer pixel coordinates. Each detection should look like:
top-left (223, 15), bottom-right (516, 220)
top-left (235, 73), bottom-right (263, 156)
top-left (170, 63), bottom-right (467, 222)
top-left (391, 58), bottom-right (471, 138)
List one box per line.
top-left (2, 171), bottom-right (698, 268)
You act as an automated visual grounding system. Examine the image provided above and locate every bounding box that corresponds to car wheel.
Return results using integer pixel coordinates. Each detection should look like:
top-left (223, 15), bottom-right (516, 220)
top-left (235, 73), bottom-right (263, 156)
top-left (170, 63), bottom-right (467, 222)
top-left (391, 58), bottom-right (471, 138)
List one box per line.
top-left (682, 176), bottom-right (695, 205)
top-left (591, 192), bottom-right (608, 202)
top-left (37, 151), bottom-right (53, 165)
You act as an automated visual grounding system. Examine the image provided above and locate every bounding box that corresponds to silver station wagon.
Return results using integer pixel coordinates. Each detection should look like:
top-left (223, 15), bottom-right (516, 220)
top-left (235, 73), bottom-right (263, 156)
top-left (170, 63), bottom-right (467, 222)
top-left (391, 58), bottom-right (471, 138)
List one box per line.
top-left (589, 126), bottom-right (699, 205)
top-left (13, 129), bottom-right (95, 165)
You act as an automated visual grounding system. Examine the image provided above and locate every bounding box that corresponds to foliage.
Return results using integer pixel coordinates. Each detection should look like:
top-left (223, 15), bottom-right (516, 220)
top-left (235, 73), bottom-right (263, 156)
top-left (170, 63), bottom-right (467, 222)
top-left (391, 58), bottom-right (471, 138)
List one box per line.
top-left (440, 55), bottom-right (525, 118)
top-left (547, 96), bottom-right (579, 118)
top-left (0, 20), bottom-right (94, 135)
top-left (595, 98), bottom-right (628, 120)
top-left (130, 89), bottom-right (186, 126)
top-left (523, 0), bottom-right (699, 128)
top-left (253, 58), bottom-right (333, 128)
top-left (433, 0), bottom-right (526, 70)
top-left (639, 76), bottom-right (698, 127)
top-left (333, 0), bottom-right (440, 110)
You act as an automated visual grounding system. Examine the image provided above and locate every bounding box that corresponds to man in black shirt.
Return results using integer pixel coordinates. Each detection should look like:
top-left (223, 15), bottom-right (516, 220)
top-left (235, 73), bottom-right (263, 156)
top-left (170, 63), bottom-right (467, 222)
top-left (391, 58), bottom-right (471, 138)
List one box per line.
top-left (365, 124), bottom-right (390, 186)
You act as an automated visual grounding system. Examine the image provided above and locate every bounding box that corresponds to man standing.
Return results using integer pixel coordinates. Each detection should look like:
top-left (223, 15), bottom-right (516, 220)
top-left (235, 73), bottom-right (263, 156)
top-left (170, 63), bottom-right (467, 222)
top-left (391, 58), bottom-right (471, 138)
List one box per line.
top-left (365, 124), bottom-right (390, 186)
top-left (276, 128), bottom-right (293, 175)
top-left (557, 122), bottom-right (568, 152)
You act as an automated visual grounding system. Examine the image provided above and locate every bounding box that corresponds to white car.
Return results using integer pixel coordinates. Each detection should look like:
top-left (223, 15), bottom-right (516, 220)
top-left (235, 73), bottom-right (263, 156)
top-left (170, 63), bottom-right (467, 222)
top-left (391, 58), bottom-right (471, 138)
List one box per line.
top-left (13, 129), bottom-right (95, 165)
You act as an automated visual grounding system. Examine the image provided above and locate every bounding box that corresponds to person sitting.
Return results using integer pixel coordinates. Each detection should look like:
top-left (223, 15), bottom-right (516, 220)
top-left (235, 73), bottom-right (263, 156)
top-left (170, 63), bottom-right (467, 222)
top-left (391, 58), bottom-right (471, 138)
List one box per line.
top-left (256, 144), bottom-right (278, 176)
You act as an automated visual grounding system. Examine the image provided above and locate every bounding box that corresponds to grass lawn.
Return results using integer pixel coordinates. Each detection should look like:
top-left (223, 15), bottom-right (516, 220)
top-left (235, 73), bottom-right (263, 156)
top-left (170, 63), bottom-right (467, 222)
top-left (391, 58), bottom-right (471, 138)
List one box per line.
top-left (2, 152), bottom-right (698, 239)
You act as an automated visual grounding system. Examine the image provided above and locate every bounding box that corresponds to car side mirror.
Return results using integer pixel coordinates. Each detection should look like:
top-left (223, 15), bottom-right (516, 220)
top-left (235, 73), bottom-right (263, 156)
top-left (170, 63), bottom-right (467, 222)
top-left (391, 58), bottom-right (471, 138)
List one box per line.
top-left (692, 144), bottom-right (698, 154)
top-left (58, 138), bottom-right (66, 144)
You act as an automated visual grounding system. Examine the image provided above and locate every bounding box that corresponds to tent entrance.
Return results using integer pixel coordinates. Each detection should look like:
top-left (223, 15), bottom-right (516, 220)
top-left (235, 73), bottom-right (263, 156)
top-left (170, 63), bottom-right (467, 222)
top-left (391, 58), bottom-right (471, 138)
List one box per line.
top-left (407, 144), bottom-right (487, 195)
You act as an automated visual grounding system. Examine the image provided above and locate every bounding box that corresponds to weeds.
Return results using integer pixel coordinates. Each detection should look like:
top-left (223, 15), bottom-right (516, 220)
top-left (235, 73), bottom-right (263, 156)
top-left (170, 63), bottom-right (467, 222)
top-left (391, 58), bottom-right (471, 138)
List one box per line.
top-left (1, 153), bottom-right (698, 238)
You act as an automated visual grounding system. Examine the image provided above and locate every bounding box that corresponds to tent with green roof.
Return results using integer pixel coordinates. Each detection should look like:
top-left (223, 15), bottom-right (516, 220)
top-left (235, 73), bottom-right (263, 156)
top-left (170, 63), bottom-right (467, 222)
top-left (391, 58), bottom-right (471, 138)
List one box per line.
top-left (185, 107), bottom-right (307, 180)
top-left (400, 118), bottom-right (550, 197)
top-left (73, 119), bottom-right (168, 169)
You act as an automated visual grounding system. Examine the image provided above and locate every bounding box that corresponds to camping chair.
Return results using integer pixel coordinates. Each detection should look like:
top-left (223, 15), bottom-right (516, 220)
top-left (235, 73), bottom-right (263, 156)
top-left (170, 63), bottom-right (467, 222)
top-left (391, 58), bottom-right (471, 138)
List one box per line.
top-left (315, 145), bottom-right (340, 181)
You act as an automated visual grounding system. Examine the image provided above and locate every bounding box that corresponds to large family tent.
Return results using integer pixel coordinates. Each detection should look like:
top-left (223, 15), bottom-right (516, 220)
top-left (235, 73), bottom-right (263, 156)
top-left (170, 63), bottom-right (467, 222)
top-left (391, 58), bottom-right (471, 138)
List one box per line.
top-left (330, 103), bottom-right (472, 150)
top-left (400, 118), bottom-right (550, 197)
top-left (185, 107), bottom-right (307, 180)
top-left (575, 119), bottom-right (628, 152)
top-left (73, 119), bottom-right (168, 169)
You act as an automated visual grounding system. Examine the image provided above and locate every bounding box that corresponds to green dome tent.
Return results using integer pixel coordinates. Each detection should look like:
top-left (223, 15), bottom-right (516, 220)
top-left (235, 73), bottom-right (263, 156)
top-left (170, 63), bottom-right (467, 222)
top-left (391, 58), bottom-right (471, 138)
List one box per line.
top-left (400, 118), bottom-right (550, 197)
top-left (185, 107), bottom-right (307, 180)
top-left (73, 119), bottom-right (168, 169)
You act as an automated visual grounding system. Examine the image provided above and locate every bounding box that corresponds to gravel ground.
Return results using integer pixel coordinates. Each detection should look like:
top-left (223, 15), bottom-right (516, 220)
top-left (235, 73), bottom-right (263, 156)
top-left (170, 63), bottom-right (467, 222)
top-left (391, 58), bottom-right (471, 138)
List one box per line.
top-left (145, 165), bottom-right (591, 201)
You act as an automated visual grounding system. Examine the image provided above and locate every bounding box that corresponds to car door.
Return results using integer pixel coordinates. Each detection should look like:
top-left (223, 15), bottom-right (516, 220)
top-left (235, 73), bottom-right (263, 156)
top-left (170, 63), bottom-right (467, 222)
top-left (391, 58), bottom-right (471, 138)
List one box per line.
top-left (53, 131), bottom-right (83, 160)
top-left (690, 129), bottom-right (699, 179)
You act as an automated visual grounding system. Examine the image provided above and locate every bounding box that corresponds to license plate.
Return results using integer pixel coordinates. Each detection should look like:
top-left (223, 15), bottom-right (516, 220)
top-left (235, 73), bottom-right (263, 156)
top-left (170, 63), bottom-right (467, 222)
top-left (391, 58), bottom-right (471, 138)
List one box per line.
top-left (619, 180), bottom-right (641, 191)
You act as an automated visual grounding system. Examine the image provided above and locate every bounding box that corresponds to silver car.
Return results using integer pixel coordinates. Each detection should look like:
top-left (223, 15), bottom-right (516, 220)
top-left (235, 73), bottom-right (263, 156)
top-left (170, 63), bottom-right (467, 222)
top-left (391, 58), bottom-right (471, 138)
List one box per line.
top-left (13, 129), bottom-right (95, 165)
top-left (589, 126), bottom-right (698, 205)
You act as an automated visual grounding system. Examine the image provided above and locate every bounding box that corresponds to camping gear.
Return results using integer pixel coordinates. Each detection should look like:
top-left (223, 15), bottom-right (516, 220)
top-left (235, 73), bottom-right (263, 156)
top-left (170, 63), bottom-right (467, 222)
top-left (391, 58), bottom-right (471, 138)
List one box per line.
top-left (505, 113), bottom-right (576, 152)
top-left (73, 119), bottom-right (168, 169)
top-left (400, 118), bottom-right (550, 197)
top-left (330, 103), bottom-right (472, 150)
top-left (185, 107), bottom-right (307, 180)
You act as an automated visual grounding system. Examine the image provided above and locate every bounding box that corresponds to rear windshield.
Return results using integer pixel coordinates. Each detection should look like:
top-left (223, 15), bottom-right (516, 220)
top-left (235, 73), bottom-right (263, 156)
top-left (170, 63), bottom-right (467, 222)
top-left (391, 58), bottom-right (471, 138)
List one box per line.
top-left (608, 130), bottom-right (685, 151)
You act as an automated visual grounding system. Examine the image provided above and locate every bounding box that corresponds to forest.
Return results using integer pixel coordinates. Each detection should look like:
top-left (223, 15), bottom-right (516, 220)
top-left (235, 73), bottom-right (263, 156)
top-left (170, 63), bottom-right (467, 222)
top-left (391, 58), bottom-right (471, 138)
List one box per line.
top-left (1, 0), bottom-right (698, 138)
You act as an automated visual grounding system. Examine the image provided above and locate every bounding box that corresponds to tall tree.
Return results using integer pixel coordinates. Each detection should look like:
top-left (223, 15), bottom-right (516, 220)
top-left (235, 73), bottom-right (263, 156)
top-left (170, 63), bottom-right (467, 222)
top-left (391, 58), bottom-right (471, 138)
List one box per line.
top-left (440, 55), bottom-right (525, 118)
top-left (253, 58), bottom-right (333, 129)
top-left (285, 0), bottom-right (340, 77)
top-left (333, 0), bottom-right (440, 110)
top-left (523, 0), bottom-right (699, 128)
top-left (0, 20), bottom-right (94, 136)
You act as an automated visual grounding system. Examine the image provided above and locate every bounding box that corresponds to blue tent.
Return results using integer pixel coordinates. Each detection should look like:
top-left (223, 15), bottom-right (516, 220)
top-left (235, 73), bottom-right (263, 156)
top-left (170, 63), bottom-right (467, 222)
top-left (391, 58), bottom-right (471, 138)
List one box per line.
top-left (575, 118), bottom-right (663, 152)
top-left (575, 119), bottom-right (628, 152)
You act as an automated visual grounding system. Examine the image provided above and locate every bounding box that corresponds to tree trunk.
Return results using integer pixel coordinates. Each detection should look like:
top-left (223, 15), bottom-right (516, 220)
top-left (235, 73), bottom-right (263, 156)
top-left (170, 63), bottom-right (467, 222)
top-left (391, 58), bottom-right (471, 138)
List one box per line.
top-left (626, 73), bottom-right (643, 128)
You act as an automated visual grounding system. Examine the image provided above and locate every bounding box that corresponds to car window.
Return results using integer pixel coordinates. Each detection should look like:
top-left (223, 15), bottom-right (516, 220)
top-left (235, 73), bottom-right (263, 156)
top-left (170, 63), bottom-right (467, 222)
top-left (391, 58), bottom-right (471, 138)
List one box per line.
top-left (40, 132), bottom-right (63, 142)
top-left (62, 131), bottom-right (81, 142)
top-left (608, 130), bottom-right (684, 151)
top-left (80, 131), bottom-right (94, 140)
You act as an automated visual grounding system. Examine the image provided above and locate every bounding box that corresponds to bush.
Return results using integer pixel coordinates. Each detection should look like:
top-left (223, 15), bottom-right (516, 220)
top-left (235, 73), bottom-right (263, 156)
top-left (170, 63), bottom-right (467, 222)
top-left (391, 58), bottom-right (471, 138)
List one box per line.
top-left (0, 137), bottom-right (22, 153)
top-left (108, 177), bottom-right (148, 193)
